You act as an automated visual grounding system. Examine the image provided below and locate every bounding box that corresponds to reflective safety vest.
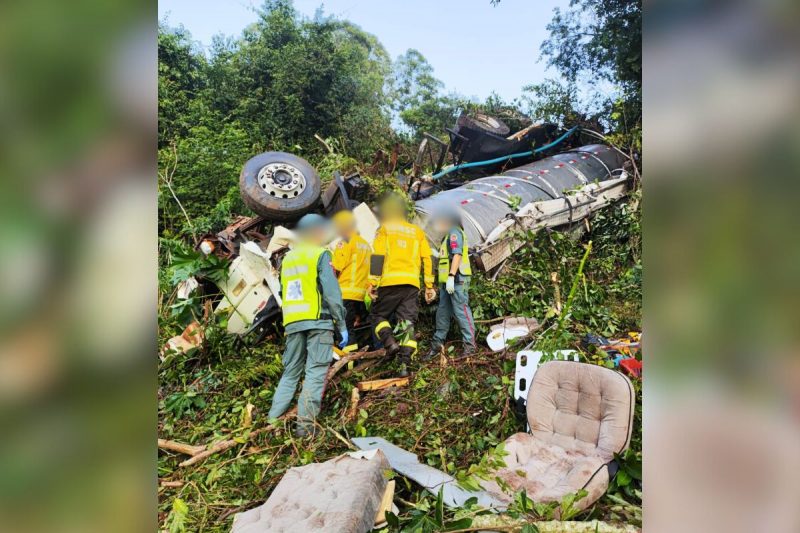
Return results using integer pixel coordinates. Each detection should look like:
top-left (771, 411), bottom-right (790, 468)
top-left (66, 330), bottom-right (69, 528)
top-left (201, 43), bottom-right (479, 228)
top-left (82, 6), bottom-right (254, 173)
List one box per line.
top-left (281, 243), bottom-right (326, 326)
top-left (437, 227), bottom-right (472, 283)
top-left (332, 233), bottom-right (371, 301)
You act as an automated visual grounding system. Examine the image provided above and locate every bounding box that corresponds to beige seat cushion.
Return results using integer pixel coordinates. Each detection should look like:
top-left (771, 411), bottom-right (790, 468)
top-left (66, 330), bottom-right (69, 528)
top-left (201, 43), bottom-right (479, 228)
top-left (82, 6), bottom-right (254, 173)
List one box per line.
top-left (231, 450), bottom-right (389, 533)
top-left (483, 361), bottom-right (634, 511)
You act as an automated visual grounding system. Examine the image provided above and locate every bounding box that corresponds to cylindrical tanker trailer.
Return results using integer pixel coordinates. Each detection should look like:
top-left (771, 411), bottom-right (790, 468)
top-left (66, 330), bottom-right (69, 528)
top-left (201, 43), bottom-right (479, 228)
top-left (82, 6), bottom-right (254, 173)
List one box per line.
top-left (414, 144), bottom-right (632, 270)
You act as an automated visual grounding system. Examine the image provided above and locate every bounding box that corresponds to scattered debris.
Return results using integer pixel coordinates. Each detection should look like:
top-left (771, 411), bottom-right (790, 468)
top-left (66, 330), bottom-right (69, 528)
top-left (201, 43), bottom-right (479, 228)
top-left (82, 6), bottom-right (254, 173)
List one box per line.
top-left (214, 240), bottom-right (284, 334)
top-left (619, 358), bottom-right (642, 379)
top-left (321, 171), bottom-right (369, 215)
top-left (480, 361), bottom-right (635, 513)
top-left (346, 388), bottom-right (360, 421)
top-left (486, 316), bottom-right (541, 352)
top-left (158, 348), bottom-right (386, 468)
top-left (161, 320), bottom-right (204, 357)
top-left (231, 449), bottom-right (390, 533)
top-left (408, 113), bottom-right (561, 193)
top-left (372, 479), bottom-right (397, 529)
top-left (582, 331), bottom-right (643, 379)
top-left (357, 377), bottom-right (409, 392)
top-left (215, 215), bottom-right (269, 257)
top-left (176, 276), bottom-right (199, 300)
top-left (468, 515), bottom-right (640, 533)
top-left (351, 436), bottom-right (506, 510)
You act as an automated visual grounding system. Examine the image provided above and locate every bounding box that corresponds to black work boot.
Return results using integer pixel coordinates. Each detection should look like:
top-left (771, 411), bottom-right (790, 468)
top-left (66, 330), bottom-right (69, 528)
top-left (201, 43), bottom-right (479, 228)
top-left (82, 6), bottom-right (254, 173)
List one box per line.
top-left (383, 339), bottom-right (400, 357)
top-left (462, 343), bottom-right (477, 357)
top-left (396, 347), bottom-right (413, 377)
top-left (293, 424), bottom-right (317, 439)
top-left (422, 345), bottom-right (442, 362)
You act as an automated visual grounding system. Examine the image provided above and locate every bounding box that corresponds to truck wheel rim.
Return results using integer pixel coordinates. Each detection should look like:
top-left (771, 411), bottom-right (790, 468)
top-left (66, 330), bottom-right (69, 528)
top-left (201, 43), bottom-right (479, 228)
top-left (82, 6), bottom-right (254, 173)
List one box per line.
top-left (257, 163), bottom-right (307, 199)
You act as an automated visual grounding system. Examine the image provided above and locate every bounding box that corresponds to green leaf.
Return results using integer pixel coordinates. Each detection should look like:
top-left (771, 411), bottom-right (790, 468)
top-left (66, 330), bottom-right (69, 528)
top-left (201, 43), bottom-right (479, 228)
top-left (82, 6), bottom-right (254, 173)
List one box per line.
top-left (435, 487), bottom-right (444, 526)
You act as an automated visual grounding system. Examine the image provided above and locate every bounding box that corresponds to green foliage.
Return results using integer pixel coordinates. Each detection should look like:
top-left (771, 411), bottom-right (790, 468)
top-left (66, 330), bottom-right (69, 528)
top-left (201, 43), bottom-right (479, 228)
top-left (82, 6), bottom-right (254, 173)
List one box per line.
top-left (457, 442), bottom-right (508, 491)
top-left (391, 49), bottom-right (460, 140)
top-left (158, 121), bottom-right (255, 235)
top-left (158, 25), bottom-right (206, 147)
top-left (159, 2), bottom-right (397, 236)
top-left (218, 2), bottom-right (393, 158)
top-left (537, 0), bottom-right (642, 152)
top-left (166, 497), bottom-right (189, 533)
top-left (163, 390), bottom-right (207, 419)
top-left (470, 200), bottom-right (641, 344)
top-left (541, 0), bottom-right (641, 99)
top-left (165, 242), bottom-right (229, 285)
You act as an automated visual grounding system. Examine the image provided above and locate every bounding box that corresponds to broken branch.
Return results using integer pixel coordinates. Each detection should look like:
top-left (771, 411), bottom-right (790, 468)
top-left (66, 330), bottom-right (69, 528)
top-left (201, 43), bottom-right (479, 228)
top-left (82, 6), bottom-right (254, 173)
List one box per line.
top-left (453, 517), bottom-right (640, 533)
top-left (158, 439), bottom-right (205, 456)
top-left (327, 348), bottom-right (386, 380)
top-left (162, 351), bottom-right (385, 469)
top-left (179, 425), bottom-right (277, 467)
top-left (357, 377), bottom-right (409, 391)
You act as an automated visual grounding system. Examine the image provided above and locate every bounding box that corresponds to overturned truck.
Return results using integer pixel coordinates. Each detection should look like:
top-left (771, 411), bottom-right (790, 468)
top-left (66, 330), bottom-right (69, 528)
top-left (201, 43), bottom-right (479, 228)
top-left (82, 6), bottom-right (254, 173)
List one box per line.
top-left (196, 139), bottom-right (631, 337)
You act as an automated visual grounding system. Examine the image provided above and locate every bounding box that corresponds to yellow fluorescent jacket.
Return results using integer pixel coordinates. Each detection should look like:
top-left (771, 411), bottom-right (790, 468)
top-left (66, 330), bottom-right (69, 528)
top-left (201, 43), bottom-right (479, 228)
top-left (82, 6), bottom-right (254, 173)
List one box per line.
top-left (332, 233), bottom-right (372, 301)
top-left (280, 243), bottom-right (325, 326)
top-left (369, 220), bottom-right (434, 289)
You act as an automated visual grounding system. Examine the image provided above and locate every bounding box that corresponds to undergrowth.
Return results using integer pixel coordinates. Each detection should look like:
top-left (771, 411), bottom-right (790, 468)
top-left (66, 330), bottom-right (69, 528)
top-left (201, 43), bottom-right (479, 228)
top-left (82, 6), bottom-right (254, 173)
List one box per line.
top-left (157, 194), bottom-right (641, 532)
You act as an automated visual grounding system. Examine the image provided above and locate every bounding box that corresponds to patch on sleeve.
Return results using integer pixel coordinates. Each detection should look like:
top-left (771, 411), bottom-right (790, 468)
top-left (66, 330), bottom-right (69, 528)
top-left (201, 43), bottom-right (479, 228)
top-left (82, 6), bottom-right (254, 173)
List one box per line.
top-left (449, 233), bottom-right (459, 250)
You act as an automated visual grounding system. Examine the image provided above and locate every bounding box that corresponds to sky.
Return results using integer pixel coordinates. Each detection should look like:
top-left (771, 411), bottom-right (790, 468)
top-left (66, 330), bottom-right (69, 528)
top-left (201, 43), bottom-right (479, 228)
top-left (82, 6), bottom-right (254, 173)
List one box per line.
top-left (157, 0), bottom-right (566, 102)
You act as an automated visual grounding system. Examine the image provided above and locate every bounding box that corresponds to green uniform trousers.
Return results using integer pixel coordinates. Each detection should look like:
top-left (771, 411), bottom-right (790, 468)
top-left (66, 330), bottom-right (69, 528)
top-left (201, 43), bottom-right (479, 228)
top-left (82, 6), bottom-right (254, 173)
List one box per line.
top-left (267, 329), bottom-right (333, 428)
top-left (432, 278), bottom-right (476, 348)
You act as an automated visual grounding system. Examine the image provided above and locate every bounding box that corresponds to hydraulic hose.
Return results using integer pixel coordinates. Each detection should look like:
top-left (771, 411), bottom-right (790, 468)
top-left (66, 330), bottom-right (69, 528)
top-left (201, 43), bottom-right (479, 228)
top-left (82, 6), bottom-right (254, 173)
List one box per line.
top-left (431, 125), bottom-right (580, 180)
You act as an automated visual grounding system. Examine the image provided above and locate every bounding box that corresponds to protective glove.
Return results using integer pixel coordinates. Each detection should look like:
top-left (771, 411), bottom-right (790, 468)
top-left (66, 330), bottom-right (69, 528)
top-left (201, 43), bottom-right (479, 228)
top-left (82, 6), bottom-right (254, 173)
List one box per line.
top-left (446, 275), bottom-right (455, 294)
top-left (338, 329), bottom-right (349, 350)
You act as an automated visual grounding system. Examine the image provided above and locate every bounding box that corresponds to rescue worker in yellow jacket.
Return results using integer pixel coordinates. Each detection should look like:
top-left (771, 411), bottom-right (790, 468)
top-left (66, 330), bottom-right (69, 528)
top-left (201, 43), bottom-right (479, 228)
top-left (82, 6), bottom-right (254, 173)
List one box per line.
top-left (368, 194), bottom-right (435, 376)
top-left (423, 207), bottom-right (477, 360)
top-left (268, 214), bottom-right (347, 438)
top-left (331, 209), bottom-right (371, 349)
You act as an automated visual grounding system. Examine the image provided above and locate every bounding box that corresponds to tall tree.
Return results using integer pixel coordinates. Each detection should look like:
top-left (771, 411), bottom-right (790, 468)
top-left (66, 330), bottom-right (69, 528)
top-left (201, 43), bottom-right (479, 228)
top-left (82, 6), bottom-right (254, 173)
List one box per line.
top-left (158, 24), bottom-right (206, 147)
top-left (391, 49), bottom-right (463, 139)
top-left (539, 0), bottom-right (641, 133)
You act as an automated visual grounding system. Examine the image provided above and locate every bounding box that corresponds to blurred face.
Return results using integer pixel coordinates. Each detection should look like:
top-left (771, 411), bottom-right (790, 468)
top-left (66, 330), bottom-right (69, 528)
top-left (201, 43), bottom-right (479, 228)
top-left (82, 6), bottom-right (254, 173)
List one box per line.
top-left (300, 224), bottom-right (328, 246)
top-left (334, 218), bottom-right (356, 239)
top-left (380, 200), bottom-right (405, 222)
top-left (433, 216), bottom-right (450, 234)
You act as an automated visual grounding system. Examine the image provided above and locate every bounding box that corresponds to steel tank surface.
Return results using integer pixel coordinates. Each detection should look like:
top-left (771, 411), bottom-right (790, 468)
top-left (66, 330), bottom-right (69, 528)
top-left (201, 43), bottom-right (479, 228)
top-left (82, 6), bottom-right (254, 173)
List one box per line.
top-left (414, 144), bottom-right (628, 249)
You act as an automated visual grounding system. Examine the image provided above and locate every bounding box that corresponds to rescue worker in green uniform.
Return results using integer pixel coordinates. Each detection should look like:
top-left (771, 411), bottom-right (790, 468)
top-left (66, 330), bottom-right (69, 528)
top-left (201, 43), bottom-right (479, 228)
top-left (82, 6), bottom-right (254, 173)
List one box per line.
top-left (424, 207), bottom-right (477, 359)
top-left (268, 214), bottom-right (348, 437)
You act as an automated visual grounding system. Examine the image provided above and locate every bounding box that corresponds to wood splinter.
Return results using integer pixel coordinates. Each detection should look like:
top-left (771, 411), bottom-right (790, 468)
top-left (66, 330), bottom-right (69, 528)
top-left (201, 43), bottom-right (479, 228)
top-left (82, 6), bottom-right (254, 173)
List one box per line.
top-left (357, 377), bottom-right (409, 391)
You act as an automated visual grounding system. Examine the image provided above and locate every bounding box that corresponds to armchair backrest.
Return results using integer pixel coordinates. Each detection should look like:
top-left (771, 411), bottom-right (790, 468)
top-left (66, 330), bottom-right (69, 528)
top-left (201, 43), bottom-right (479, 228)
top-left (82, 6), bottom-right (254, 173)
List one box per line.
top-left (526, 361), bottom-right (635, 460)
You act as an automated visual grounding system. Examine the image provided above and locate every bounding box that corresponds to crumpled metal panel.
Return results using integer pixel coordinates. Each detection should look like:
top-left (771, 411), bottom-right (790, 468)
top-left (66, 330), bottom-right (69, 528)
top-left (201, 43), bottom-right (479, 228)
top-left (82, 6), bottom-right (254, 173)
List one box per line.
top-left (352, 436), bottom-right (507, 510)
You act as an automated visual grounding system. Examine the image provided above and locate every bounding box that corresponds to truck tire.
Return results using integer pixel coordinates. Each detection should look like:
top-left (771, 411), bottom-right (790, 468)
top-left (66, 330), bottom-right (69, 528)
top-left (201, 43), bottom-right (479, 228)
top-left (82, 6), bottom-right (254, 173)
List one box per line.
top-left (239, 152), bottom-right (322, 221)
top-left (457, 113), bottom-right (510, 136)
